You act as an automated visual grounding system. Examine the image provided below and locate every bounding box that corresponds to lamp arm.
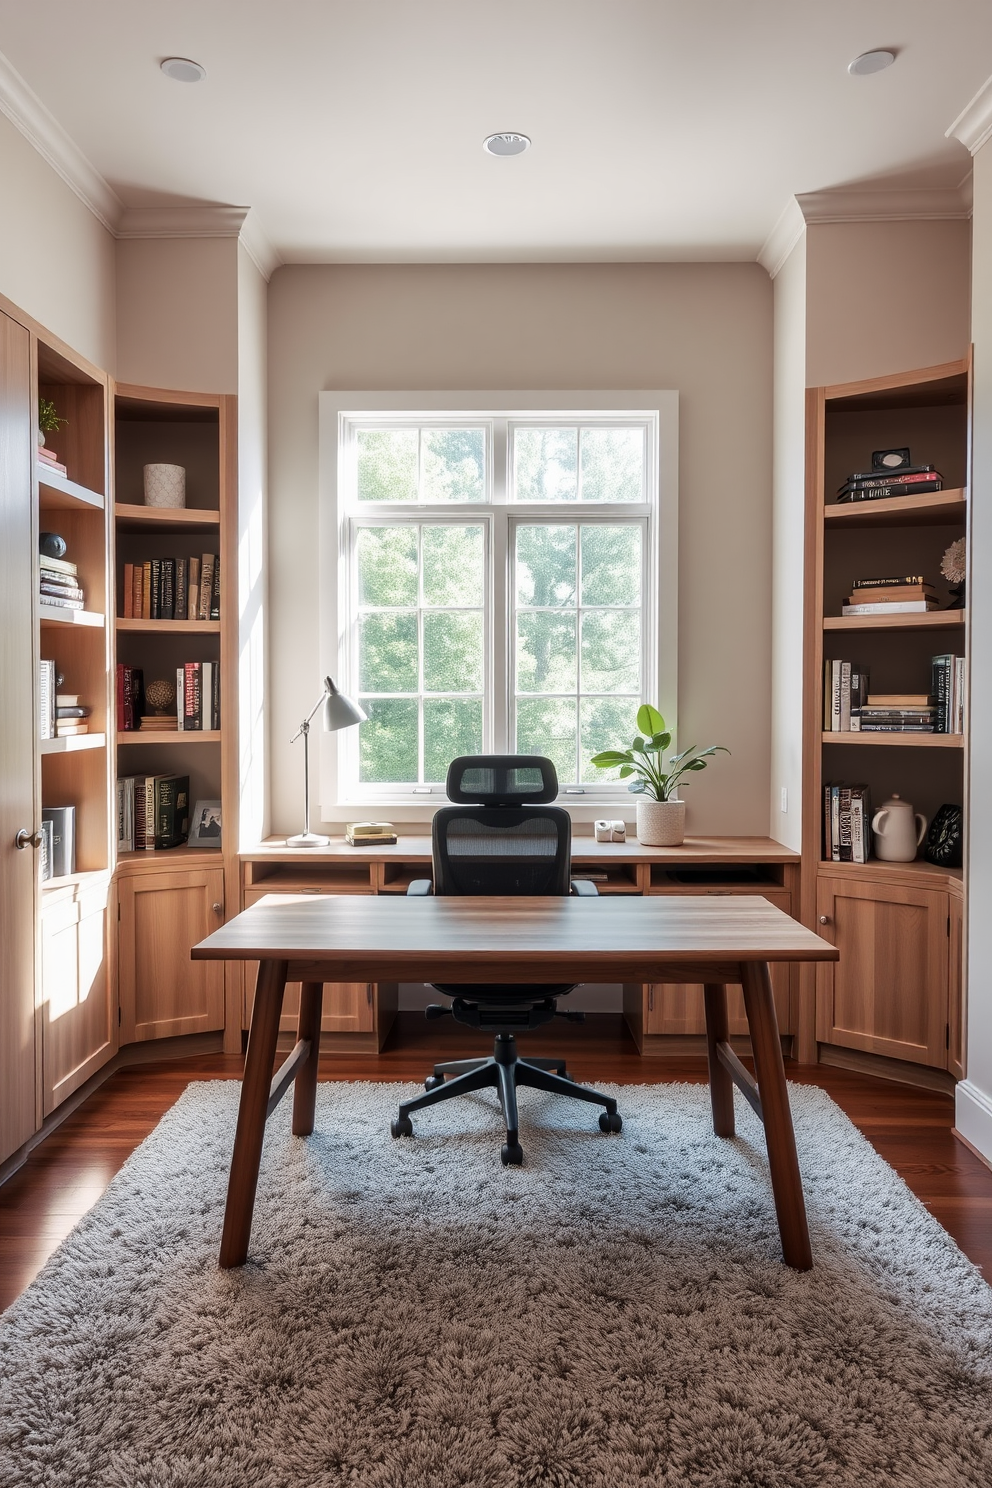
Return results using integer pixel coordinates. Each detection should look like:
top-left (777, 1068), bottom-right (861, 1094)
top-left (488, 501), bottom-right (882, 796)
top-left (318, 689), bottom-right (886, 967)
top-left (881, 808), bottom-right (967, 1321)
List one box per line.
top-left (290, 687), bottom-right (331, 744)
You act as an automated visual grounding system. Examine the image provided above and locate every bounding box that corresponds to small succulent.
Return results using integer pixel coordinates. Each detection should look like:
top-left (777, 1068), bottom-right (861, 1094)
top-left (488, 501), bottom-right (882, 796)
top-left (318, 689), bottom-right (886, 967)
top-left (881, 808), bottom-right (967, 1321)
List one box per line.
top-left (38, 397), bottom-right (67, 435)
top-left (590, 704), bottom-right (729, 802)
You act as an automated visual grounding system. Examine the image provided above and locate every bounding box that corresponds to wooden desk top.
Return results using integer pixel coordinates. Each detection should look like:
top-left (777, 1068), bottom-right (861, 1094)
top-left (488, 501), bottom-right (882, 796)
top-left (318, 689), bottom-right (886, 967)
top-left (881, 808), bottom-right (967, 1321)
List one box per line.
top-left (193, 893), bottom-right (835, 984)
top-left (242, 834), bottom-right (800, 866)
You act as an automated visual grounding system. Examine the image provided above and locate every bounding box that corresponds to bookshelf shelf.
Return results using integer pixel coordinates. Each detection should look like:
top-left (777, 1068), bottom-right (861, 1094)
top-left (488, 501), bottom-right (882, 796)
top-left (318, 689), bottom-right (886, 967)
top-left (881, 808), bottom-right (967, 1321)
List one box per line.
top-left (117, 730), bottom-right (222, 745)
top-left (823, 609), bottom-right (966, 632)
top-left (39, 604), bottom-right (104, 627)
top-left (823, 487), bottom-right (967, 529)
top-left (37, 469), bottom-right (105, 512)
top-left (821, 731), bottom-right (964, 748)
top-left (117, 847), bottom-right (224, 869)
top-left (115, 502), bottom-right (221, 534)
top-left (116, 618), bottom-right (220, 634)
top-left (40, 733), bottom-right (106, 755)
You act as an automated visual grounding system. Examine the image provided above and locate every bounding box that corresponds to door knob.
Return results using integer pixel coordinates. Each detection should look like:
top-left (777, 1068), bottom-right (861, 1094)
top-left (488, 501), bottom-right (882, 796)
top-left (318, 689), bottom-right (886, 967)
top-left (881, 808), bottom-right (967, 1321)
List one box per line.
top-left (14, 828), bottom-right (42, 850)
top-left (819, 914), bottom-right (829, 924)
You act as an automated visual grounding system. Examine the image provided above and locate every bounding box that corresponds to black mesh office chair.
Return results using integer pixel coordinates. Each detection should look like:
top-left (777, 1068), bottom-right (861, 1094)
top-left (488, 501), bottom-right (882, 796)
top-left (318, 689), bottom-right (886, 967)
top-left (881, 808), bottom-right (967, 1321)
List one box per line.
top-left (389, 755), bottom-right (622, 1165)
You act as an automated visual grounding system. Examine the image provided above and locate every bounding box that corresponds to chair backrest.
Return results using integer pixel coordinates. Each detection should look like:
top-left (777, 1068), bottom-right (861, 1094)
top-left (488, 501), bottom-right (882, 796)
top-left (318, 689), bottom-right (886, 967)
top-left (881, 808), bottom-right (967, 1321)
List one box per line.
top-left (432, 755), bottom-right (571, 897)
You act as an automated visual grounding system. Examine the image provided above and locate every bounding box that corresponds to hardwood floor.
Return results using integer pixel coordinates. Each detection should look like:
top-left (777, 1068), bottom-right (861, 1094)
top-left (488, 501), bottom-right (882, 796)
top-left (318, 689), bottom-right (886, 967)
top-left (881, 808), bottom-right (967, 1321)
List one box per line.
top-left (2, 1013), bottom-right (991, 1312)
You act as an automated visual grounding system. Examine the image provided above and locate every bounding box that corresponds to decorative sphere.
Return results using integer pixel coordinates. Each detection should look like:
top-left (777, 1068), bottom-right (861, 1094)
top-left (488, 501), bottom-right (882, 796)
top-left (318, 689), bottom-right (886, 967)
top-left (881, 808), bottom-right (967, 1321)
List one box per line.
top-left (145, 678), bottom-right (176, 714)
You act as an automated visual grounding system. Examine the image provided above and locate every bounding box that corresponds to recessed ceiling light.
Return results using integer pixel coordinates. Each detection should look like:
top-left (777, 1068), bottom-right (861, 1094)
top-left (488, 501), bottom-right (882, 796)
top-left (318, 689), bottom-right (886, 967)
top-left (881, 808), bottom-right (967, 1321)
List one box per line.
top-left (160, 57), bottom-right (206, 83)
top-left (848, 49), bottom-right (896, 76)
top-left (483, 133), bottom-right (531, 157)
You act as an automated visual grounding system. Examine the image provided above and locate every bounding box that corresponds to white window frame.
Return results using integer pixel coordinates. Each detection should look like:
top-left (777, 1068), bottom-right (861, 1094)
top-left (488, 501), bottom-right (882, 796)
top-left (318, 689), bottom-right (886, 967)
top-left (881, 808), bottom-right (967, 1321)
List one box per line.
top-left (318, 391), bottom-right (678, 823)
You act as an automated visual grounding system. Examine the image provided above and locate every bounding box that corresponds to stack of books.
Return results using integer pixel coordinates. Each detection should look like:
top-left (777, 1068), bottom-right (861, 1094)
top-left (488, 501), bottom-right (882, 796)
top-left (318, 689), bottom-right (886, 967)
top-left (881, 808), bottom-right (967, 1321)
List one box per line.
top-left (835, 467), bottom-right (943, 504)
top-left (824, 783), bottom-right (872, 863)
top-left (38, 663), bottom-right (91, 739)
top-left (40, 552), bottom-right (85, 611)
top-left (860, 694), bottom-right (936, 734)
top-left (932, 654), bottom-right (966, 733)
top-left (37, 444), bottom-right (67, 478)
top-left (116, 774), bottom-right (190, 852)
top-left (345, 821), bottom-right (398, 847)
top-left (842, 575), bottom-right (938, 617)
top-left (123, 554), bottom-right (219, 621)
top-left (55, 692), bottom-right (91, 738)
top-left (823, 659), bottom-right (869, 731)
top-left (177, 662), bottom-right (220, 730)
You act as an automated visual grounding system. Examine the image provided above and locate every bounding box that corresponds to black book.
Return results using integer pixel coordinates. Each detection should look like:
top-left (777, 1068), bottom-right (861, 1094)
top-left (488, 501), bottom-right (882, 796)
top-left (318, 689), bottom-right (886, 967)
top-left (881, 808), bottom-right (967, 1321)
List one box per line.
top-left (56, 705), bottom-right (90, 719)
top-left (175, 557), bottom-right (188, 621)
top-left (836, 480), bottom-right (943, 504)
top-left (841, 464), bottom-right (935, 489)
top-left (160, 558), bottom-right (175, 621)
top-left (212, 662), bottom-right (220, 730)
top-left (150, 558), bottom-right (161, 620)
top-left (210, 555), bottom-right (220, 620)
top-left (155, 774), bottom-right (191, 850)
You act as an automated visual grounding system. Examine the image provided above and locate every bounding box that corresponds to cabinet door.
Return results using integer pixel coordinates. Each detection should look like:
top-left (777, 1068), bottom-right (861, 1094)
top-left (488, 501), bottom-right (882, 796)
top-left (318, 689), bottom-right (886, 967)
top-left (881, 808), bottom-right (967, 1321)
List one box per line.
top-left (242, 889), bottom-right (374, 1034)
top-left (118, 868), bottom-right (225, 1041)
top-left (815, 875), bottom-right (948, 1066)
top-left (40, 878), bottom-right (115, 1115)
top-left (644, 890), bottom-right (792, 1036)
top-left (0, 310), bottom-right (37, 1160)
top-left (948, 892), bottom-right (965, 1080)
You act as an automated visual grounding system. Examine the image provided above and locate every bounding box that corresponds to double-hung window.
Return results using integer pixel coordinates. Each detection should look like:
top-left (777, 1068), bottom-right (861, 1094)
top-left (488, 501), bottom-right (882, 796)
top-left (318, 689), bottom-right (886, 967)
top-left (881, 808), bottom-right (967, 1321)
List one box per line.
top-left (319, 392), bottom-right (677, 812)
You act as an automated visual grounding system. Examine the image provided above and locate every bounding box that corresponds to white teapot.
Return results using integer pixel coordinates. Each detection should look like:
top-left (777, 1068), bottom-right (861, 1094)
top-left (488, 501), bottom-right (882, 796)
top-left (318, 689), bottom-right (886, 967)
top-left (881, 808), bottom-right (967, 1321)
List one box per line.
top-left (871, 794), bottom-right (927, 862)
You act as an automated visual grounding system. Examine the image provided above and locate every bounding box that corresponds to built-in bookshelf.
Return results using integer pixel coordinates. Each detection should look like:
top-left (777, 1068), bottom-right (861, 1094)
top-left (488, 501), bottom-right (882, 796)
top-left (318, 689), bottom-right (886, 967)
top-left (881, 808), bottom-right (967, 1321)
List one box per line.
top-left (112, 387), bottom-right (236, 867)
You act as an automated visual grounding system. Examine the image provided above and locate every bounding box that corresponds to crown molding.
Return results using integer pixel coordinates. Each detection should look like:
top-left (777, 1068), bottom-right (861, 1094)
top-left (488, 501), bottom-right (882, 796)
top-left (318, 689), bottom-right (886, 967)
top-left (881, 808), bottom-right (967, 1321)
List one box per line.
top-left (947, 74), bottom-right (992, 155)
top-left (0, 47), bottom-right (123, 231)
top-left (239, 209), bottom-right (282, 281)
top-left (116, 204), bottom-right (250, 239)
top-left (757, 198), bottom-right (806, 278)
top-left (796, 185), bottom-right (972, 223)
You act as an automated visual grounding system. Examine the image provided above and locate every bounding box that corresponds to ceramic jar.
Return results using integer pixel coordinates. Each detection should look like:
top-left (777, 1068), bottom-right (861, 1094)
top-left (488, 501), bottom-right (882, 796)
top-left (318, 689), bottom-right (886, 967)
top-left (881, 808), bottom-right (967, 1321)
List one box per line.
top-left (871, 794), bottom-right (927, 862)
top-left (143, 463), bottom-right (186, 508)
top-left (636, 798), bottom-right (685, 847)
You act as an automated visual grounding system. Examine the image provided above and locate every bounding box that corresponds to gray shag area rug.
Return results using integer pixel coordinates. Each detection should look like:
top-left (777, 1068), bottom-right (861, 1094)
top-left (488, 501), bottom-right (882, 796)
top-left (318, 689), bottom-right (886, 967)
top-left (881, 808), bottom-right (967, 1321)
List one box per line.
top-left (2, 1080), bottom-right (992, 1488)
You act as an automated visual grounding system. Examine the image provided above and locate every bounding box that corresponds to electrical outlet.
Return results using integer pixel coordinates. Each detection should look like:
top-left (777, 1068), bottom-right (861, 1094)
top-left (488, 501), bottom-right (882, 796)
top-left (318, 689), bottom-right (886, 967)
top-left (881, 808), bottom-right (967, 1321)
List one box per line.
top-left (780, 787), bottom-right (788, 813)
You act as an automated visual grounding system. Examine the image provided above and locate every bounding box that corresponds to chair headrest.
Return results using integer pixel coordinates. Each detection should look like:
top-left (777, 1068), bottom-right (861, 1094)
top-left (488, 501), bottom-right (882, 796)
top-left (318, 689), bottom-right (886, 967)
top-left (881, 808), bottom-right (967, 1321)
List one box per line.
top-left (445, 755), bottom-right (559, 806)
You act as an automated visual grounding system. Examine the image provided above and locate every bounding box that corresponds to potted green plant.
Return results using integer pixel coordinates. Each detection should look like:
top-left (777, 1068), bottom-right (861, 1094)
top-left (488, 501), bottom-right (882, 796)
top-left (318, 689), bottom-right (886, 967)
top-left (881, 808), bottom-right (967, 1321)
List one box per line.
top-left (37, 397), bottom-right (67, 448)
top-left (589, 704), bottom-right (729, 846)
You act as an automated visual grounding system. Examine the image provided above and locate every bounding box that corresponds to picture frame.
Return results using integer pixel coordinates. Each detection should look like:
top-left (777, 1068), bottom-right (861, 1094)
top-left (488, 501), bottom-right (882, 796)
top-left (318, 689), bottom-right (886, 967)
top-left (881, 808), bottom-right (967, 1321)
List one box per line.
top-left (188, 799), bottom-right (222, 848)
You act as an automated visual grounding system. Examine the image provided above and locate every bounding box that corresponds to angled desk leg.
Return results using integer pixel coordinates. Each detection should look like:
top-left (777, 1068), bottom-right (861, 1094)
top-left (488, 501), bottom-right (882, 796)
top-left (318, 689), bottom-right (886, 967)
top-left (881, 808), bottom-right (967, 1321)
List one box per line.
top-left (219, 957), bottom-right (288, 1269)
top-left (703, 983), bottom-right (735, 1137)
top-left (741, 960), bottom-right (812, 1272)
top-left (292, 981), bottom-right (324, 1136)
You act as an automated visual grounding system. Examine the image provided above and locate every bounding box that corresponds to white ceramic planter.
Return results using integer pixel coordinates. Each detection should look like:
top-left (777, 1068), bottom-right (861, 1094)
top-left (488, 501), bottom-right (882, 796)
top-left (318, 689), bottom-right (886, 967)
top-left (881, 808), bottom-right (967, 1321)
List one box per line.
top-left (143, 463), bottom-right (186, 508)
top-left (636, 798), bottom-right (686, 847)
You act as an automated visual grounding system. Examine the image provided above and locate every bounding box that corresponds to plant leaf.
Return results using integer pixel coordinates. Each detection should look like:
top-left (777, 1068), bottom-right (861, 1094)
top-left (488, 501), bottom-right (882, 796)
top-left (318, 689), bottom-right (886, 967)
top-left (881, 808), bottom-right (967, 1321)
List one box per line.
top-left (649, 732), bottom-right (672, 751)
top-left (590, 750), bottom-right (632, 766)
top-left (636, 704), bottom-right (664, 737)
top-left (627, 780), bottom-right (648, 794)
top-left (618, 764), bottom-right (636, 777)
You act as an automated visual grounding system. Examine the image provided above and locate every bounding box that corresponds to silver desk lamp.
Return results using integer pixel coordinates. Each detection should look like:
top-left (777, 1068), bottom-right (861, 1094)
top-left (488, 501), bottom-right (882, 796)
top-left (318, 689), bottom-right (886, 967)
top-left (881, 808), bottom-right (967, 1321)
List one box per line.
top-left (288, 675), bottom-right (367, 848)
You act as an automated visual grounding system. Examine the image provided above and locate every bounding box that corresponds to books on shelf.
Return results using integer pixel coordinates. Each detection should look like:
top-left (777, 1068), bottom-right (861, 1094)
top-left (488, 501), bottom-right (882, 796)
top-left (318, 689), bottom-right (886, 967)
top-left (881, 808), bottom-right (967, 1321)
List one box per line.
top-left (932, 654), bottom-right (966, 734)
top-left (177, 662), bottom-right (220, 730)
top-left (841, 575), bottom-right (940, 616)
top-left (835, 467), bottom-right (943, 503)
top-left (824, 784), bottom-right (872, 863)
top-left (122, 552), bottom-right (218, 621)
top-left (37, 447), bottom-right (67, 477)
top-left (41, 805), bottom-right (75, 877)
top-left (40, 553), bottom-right (85, 610)
top-left (841, 600), bottom-right (937, 615)
top-left (115, 665), bottom-right (145, 730)
top-left (116, 774), bottom-right (190, 851)
top-left (823, 659), bottom-right (869, 732)
top-left (39, 659), bottom-right (56, 739)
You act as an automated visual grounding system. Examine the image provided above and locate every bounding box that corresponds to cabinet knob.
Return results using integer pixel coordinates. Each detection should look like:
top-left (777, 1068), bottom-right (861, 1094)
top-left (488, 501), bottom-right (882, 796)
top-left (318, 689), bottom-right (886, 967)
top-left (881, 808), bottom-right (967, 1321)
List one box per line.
top-left (819, 915), bottom-right (829, 924)
top-left (212, 902), bottom-right (223, 915)
top-left (14, 828), bottom-right (42, 850)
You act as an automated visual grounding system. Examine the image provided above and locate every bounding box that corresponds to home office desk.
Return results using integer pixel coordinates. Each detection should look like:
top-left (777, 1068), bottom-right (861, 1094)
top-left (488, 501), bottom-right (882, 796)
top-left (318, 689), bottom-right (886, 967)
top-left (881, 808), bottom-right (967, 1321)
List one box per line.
top-left (192, 893), bottom-right (837, 1272)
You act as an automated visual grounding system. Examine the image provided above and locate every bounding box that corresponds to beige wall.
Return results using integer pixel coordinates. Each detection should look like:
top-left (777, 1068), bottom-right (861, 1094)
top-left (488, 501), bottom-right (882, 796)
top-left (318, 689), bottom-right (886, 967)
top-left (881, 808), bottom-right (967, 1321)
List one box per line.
top-left (805, 220), bottom-right (971, 388)
top-left (267, 262), bottom-right (774, 837)
top-left (115, 237), bottom-right (239, 393)
top-left (0, 111), bottom-right (115, 371)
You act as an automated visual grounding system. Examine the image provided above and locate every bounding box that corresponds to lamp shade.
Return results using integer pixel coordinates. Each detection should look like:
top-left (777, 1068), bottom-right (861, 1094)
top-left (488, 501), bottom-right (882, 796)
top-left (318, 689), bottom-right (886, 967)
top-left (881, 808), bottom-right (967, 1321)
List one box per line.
top-left (321, 676), bottom-right (367, 732)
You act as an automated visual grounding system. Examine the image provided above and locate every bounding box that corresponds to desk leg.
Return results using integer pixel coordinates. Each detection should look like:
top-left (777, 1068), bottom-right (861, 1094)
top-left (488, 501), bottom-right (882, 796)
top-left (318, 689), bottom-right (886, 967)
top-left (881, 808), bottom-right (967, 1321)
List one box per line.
top-left (292, 981), bottom-right (324, 1137)
top-left (219, 957), bottom-right (288, 1269)
top-left (703, 983), bottom-right (735, 1137)
top-left (741, 960), bottom-right (812, 1272)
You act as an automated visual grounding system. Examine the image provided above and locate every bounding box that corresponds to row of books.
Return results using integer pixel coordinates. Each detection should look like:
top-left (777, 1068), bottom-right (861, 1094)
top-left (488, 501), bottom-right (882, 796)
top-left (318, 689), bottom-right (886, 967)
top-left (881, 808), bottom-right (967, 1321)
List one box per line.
top-left (39, 552), bottom-right (86, 612)
top-left (841, 574), bottom-right (938, 618)
top-left (38, 661), bottom-right (91, 739)
top-left (823, 657), bottom-right (965, 733)
top-left (116, 774), bottom-right (190, 852)
top-left (122, 554), bottom-right (219, 621)
top-left (116, 664), bottom-right (220, 731)
top-left (40, 805), bottom-right (75, 880)
top-left (835, 465), bottom-right (943, 504)
top-left (824, 784), bottom-right (872, 863)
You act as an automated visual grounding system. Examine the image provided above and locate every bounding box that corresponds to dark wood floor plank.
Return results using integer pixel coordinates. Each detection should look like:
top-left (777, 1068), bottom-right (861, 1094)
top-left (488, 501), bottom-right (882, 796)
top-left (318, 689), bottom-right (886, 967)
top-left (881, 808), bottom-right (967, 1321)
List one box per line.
top-left (2, 1015), bottom-right (991, 1311)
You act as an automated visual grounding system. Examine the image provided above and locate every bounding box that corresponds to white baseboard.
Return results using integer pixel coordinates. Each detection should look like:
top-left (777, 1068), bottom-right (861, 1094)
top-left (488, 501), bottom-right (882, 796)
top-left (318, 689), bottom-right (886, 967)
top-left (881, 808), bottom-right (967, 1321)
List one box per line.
top-left (954, 1080), bottom-right (992, 1164)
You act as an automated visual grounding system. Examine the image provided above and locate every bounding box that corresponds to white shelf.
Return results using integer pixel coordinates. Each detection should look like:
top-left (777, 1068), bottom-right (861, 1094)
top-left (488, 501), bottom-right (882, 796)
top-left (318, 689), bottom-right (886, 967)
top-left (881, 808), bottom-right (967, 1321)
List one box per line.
top-left (40, 732), bottom-right (106, 755)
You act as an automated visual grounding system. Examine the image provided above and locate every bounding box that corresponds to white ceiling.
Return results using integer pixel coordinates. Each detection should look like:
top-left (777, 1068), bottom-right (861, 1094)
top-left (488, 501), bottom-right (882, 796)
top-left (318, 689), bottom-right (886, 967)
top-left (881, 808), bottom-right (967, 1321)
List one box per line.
top-left (0, 0), bottom-right (989, 265)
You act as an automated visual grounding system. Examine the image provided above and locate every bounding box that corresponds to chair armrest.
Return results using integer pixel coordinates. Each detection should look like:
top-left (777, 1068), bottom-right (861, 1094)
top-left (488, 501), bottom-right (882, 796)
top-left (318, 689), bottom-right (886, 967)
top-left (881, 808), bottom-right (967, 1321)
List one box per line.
top-left (570, 879), bottom-right (599, 897)
top-left (407, 879), bottom-right (433, 896)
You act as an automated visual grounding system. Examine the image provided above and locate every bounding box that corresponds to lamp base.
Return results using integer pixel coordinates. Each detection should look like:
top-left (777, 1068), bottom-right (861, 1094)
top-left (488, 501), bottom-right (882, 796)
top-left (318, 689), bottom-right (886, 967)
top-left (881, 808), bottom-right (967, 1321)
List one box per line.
top-left (286, 830), bottom-right (331, 848)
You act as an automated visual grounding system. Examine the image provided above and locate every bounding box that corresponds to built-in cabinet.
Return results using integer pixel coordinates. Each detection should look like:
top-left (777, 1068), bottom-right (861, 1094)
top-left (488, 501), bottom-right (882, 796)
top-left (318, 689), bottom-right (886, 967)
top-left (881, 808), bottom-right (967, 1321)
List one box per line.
top-left (118, 867), bottom-right (225, 1042)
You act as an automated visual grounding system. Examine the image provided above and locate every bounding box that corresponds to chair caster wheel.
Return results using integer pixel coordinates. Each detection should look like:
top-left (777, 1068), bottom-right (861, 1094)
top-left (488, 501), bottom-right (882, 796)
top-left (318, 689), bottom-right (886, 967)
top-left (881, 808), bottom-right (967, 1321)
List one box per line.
top-left (501, 1142), bottom-right (524, 1166)
top-left (425, 1074), bottom-right (444, 1092)
top-left (599, 1111), bottom-right (623, 1134)
top-left (391, 1116), bottom-right (413, 1138)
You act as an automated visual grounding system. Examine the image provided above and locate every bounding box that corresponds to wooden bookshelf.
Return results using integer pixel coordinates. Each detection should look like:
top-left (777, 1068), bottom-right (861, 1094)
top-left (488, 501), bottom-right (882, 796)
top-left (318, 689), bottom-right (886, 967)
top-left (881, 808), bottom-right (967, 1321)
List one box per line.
top-left (803, 356), bottom-right (969, 1081)
top-left (117, 730), bottom-right (223, 745)
top-left (115, 502), bottom-right (220, 534)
